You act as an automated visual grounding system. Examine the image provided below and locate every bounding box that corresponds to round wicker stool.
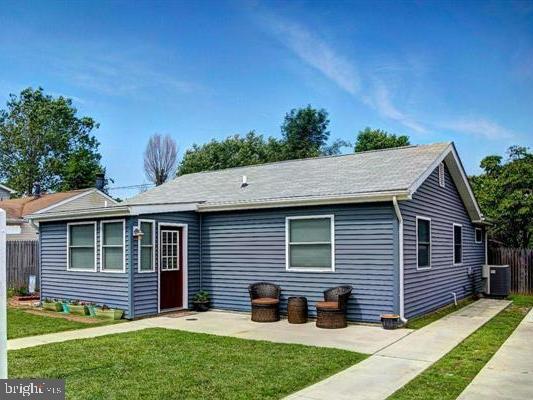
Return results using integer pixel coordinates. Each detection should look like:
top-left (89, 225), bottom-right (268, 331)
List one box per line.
top-left (316, 309), bottom-right (347, 329)
top-left (288, 297), bottom-right (308, 324)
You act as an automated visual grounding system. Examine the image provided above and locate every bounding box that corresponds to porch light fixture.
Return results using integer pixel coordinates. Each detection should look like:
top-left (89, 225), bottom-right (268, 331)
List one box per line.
top-left (132, 226), bottom-right (144, 240)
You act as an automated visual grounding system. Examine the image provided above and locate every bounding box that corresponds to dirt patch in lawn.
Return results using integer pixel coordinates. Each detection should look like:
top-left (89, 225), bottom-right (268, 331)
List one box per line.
top-left (23, 309), bottom-right (108, 324)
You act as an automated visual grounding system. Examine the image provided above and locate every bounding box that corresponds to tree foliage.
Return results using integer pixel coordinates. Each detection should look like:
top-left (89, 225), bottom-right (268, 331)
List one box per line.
top-left (177, 106), bottom-right (349, 176)
top-left (144, 134), bottom-right (178, 185)
top-left (281, 105), bottom-right (331, 158)
top-left (0, 87), bottom-right (104, 195)
top-left (354, 127), bottom-right (410, 152)
top-left (470, 146), bottom-right (533, 248)
top-left (177, 131), bottom-right (284, 176)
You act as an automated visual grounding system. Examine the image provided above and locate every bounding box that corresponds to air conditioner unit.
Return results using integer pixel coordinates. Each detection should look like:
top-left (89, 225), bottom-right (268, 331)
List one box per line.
top-left (482, 265), bottom-right (511, 297)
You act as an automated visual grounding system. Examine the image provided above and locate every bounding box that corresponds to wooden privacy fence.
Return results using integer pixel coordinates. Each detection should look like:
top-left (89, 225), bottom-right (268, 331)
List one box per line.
top-left (6, 240), bottom-right (40, 290)
top-left (489, 247), bottom-right (533, 294)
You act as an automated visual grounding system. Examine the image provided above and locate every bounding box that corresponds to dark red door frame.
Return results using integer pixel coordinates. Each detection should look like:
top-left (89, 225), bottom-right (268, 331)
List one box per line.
top-left (159, 225), bottom-right (184, 311)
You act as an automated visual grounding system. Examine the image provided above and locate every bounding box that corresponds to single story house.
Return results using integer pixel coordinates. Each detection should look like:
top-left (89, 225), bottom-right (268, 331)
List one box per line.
top-left (0, 183), bottom-right (16, 200)
top-left (1, 188), bottom-right (116, 240)
top-left (29, 142), bottom-right (487, 323)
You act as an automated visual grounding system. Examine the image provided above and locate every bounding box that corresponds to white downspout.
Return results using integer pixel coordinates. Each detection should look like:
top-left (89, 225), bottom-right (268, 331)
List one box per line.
top-left (392, 196), bottom-right (407, 323)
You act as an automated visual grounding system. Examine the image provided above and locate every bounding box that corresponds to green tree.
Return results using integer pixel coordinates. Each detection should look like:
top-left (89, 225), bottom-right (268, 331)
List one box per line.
top-left (281, 105), bottom-right (330, 158)
top-left (354, 128), bottom-right (410, 152)
top-left (0, 88), bottom-right (104, 195)
top-left (470, 146), bottom-right (533, 248)
top-left (177, 131), bottom-right (285, 176)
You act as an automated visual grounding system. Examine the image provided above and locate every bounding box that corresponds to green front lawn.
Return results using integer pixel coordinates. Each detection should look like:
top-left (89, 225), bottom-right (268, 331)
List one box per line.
top-left (8, 308), bottom-right (117, 339)
top-left (9, 328), bottom-right (366, 400)
top-left (388, 295), bottom-right (533, 400)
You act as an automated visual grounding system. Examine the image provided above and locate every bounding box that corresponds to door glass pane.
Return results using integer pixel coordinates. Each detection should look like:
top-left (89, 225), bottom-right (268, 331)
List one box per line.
top-left (104, 247), bottom-right (123, 270)
top-left (140, 247), bottom-right (153, 271)
top-left (290, 244), bottom-right (331, 269)
top-left (290, 218), bottom-right (331, 243)
top-left (70, 247), bottom-right (94, 269)
top-left (140, 222), bottom-right (152, 245)
top-left (70, 224), bottom-right (94, 246)
top-left (103, 222), bottom-right (123, 246)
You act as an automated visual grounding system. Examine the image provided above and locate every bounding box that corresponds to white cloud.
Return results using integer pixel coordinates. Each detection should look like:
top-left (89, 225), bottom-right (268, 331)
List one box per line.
top-left (444, 118), bottom-right (516, 140)
top-left (267, 17), bottom-right (360, 96)
top-left (259, 12), bottom-right (427, 133)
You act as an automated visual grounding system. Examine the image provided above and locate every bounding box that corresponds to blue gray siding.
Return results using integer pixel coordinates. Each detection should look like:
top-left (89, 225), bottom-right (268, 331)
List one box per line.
top-left (40, 218), bottom-right (133, 316)
top-left (131, 212), bottom-right (200, 317)
top-left (201, 204), bottom-right (398, 323)
top-left (400, 165), bottom-right (485, 318)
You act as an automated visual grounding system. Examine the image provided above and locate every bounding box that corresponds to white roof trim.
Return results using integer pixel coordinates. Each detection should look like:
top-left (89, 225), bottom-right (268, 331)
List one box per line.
top-left (0, 184), bottom-right (16, 193)
top-left (198, 191), bottom-right (411, 212)
top-left (28, 205), bottom-right (131, 222)
top-left (33, 188), bottom-right (118, 215)
top-left (129, 203), bottom-right (198, 215)
top-left (408, 143), bottom-right (483, 222)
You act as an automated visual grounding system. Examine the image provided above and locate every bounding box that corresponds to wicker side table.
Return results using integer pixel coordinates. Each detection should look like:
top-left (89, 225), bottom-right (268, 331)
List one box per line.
top-left (288, 297), bottom-right (308, 324)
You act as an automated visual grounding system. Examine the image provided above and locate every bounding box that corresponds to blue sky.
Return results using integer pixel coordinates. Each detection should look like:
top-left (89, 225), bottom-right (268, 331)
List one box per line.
top-left (1, 0), bottom-right (532, 198)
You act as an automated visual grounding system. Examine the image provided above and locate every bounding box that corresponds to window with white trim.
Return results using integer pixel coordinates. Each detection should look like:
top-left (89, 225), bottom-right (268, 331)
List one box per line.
top-left (453, 224), bottom-right (463, 265)
top-left (67, 222), bottom-right (96, 271)
top-left (438, 162), bottom-right (446, 187)
top-left (139, 220), bottom-right (155, 272)
top-left (286, 216), bottom-right (334, 271)
top-left (101, 220), bottom-right (125, 272)
top-left (416, 217), bottom-right (431, 269)
top-left (475, 228), bottom-right (482, 244)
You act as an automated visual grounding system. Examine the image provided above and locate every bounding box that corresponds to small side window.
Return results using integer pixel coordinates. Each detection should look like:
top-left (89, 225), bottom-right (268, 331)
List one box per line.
top-left (453, 224), bottom-right (463, 265)
top-left (438, 162), bottom-right (446, 188)
top-left (475, 228), bottom-right (482, 244)
top-left (416, 217), bottom-right (431, 269)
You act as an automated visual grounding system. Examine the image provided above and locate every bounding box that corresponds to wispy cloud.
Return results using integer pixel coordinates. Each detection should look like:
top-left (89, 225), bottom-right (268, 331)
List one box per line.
top-left (443, 118), bottom-right (516, 140)
top-left (255, 9), bottom-right (517, 140)
top-left (267, 16), bottom-right (360, 96)
top-left (258, 11), bottom-right (426, 133)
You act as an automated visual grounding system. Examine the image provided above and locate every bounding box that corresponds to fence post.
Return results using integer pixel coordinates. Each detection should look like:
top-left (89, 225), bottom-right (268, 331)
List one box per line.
top-left (0, 209), bottom-right (7, 378)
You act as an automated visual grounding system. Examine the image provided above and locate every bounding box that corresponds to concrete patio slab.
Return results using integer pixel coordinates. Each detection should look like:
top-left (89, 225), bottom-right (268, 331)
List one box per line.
top-left (457, 307), bottom-right (533, 400)
top-left (286, 298), bottom-right (510, 400)
top-left (8, 309), bottom-right (412, 355)
top-left (156, 310), bottom-right (413, 353)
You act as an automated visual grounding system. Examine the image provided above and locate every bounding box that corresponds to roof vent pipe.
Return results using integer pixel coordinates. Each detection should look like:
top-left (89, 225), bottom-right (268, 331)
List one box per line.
top-left (95, 173), bottom-right (105, 191)
top-left (241, 175), bottom-right (248, 188)
top-left (33, 182), bottom-right (41, 197)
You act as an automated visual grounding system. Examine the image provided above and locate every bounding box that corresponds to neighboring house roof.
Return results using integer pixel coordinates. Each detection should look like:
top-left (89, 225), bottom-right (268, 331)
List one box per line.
top-left (28, 142), bottom-right (484, 222)
top-left (0, 183), bottom-right (16, 194)
top-left (0, 188), bottom-right (117, 223)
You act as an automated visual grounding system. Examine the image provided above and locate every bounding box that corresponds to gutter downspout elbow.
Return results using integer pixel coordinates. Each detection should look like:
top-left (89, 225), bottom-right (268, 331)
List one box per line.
top-left (392, 196), bottom-right (407, 324)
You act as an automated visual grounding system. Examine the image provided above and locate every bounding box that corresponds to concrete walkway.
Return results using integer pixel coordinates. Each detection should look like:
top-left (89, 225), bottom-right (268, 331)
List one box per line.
top-left (8, 310), bottom-right (411, 354)
top-left (457, 307), bottom-right (533, 400)
top-left (286, 298), bottom-right (510, 400)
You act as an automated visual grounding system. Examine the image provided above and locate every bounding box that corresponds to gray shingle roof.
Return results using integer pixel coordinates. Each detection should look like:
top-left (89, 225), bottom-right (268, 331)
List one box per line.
top-left (126, 143), bottom-right (451, 207)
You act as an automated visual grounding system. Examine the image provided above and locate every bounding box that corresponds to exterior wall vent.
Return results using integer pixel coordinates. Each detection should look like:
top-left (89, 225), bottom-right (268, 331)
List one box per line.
top-left (438, 162), bottom-right (445, 188)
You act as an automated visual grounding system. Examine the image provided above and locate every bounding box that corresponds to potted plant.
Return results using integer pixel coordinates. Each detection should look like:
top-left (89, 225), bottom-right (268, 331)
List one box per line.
top-left (95, 304), bottom-right (124, 320)
top-left (61, 299), bottom-right (71, 313)
top-left (380, 314), bottom-right (401, 330)
top-left (192, 290), bottom-right (210, 312)
top-left (69, 299), bottom-right (88, 316)
top-left (86, 302), bottom-right (97, 317)
top-left (42, 298), bottom-right (63, 312)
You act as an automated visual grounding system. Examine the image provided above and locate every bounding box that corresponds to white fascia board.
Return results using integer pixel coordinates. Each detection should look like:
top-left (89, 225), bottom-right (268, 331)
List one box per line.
top-left (128, 203), bottom-right (198, 215)
top-left (198, 191), bottom-right (411, 212)
top-left (0, 184), bottom-right (16, 193)
top-left (27, 206), bottom-right (131, 222)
